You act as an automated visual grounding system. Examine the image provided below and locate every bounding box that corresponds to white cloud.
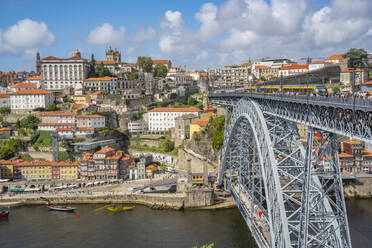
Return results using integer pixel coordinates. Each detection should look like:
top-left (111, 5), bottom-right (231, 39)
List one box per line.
top-left (132, 26), bottom-right (157, 43)
top-left (160, 10), bottom-right (184, 34)
top-left (220, 28), bottom-right (259, 50)
top-left (86, 23), bottom-right (125, 46)
top-left (195, 3), bottom-right (221, 41)
top-left (158, 0), bottom-right (372, 69)
top-left (0, 19), bottom-right (55, 55)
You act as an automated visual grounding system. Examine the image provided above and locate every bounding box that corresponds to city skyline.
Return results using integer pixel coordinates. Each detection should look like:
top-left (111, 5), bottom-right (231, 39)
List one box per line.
top-left (1, 0), bottom-right (372, 71)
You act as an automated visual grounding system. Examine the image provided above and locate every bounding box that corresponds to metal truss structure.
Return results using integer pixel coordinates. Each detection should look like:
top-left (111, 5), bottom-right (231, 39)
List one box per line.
top-left (214, 97), bottom-right (355, 248)
top-left (209, 92), bottom-right (372, 142)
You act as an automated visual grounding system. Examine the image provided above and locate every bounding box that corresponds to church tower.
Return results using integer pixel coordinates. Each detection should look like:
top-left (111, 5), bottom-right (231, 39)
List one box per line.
top-left (105, 47), bottom-right (121, 63)
top-left (36, 51), bottom-right (41, 74)
top-left (74, 48), bottom-right (81, 57)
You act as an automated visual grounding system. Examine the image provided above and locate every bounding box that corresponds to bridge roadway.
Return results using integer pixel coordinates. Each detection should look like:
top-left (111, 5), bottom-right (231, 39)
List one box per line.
top-left (209, 92), bottom-right (372, 142)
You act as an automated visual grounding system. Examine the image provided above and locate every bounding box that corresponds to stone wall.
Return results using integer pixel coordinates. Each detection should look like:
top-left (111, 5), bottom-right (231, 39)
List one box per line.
top-left (177, 149), bottom-right (216, 173)
top-left (344, 177), bottom-right (372, 199)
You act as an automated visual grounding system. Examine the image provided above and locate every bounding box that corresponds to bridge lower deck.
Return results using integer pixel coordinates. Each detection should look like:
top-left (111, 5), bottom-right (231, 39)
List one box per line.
top-left (231, 184), bottom-right (271, 248)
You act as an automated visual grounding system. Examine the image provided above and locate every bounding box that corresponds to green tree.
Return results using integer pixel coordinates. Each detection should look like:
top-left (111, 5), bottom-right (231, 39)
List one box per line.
top-left (169, 93), bottom-right (178, 99)
top-left (137, 56), bottom-right (153, 72)
top-left (332, 86), bottom-right (340, 93)
top-left (88, 53), bottom-right (97, 77)
top-left (96, 63), bottom-right (113, 77)
top-left (344, 48), bottom-right (368, 68)
top-left (47, 103), bottom-right (58, 111)
top-left (125, 71), bottom-right (139, 80)
top-left (154, 63), bottom-right (168, 78)
top-left (207, 116), bottom-right (225, 150)
top-left (162, 139), bottom-right (174, 152)
top-left (187, 96), bottom-right (198, 106)
top-left (0, 107), bottom-right (11, 115)
top-left (19, 115), bottom-right (41, 131)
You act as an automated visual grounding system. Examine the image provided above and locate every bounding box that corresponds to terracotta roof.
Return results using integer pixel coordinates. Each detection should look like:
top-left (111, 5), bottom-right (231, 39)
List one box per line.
top-left (27, 76), bottom-right (41, 80)
top-left (342, 68), bottom-right (362, 73)
top-left (280, 64), bottom-right (309, 71)
top-left (96, 146), bottom-right (115, 154)
top-left (326, 54), bottom-right (343, 60)
top-left (152, 59), bottom-right (169, 64)
top-left (96, 60), bottom-right (116, 65)
top-left (0, 93), bottom-right (10, 98)
top-left (14, 83), bottom-right (37, 89)
top-left (339, 152), bottom-right (353, 158)
top-left (72, 95), bottom-right (90, 98)
top-left (105, 155), bottom-right (122, 160)
top-left (56, 128), bottom-right (73, 131)
top-left (42, 55), bottom-right (87, 61)
top-left (255, 65), bottom-right (271, 69)
top-left (241, 62), bottom-right (253, 67)
top-left (12, 89), bottom-right (52, 95)
top-left (191, 118), bottom-right (210, 127)
top-left (149, 107), bottom-right (202, 113)
top-left (42, 113), bottom-right (76, 117)
top-left (343, 139), bottom-right (363, 145)
top-left (0, 159), bottom-right (24, 165)
top-left (311, 61), bottom-right (332, 64)
top-left (84, 76), bottom-right (116, 81)
top-left (92, 91), bottom-right (102, 95)
top-left (0, 127), bottom-right (10, 131)
top-left (39, 123), bottom-right (75, 127)
top-left (77, 114), bottom-right (104, 119)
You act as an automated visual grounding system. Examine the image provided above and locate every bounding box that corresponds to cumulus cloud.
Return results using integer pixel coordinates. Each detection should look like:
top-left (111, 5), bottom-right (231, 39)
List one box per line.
top-left (86, 23), bottom-right (125, 46)
top-left (0, 19), bottom-right (55, 55)
top-left (220, 29), bottom-right (259, 50)
top-left (303, 0), bottom-right (372, 46)
top-left (132, 26), bottom-right (157, 43)
top-left (160, 10), bottom-right (184, 33)
top-left (157, 0), bottom-right (372, 69)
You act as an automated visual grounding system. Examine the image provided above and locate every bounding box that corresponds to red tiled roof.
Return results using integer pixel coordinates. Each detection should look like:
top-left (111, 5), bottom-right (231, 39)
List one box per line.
top-left (77, 114), bottom-right (104, 119)
top-left (152, 59), bottom-right (169, 64)
top-left (149, 107), bottom-right (202, 113)
top-left (326, 54), bottom-right (343, 60)
top-left (96, 60), bottom-right (116, 65)
top-left (27, 76), bottom-right (41, 80)
top-left (12, 89), bottom-right (52, 95)
top-left (255, 65), bottom-right (271, 69)
top-left (191, 118), bottom-right (210, 127)
top-left (241, 62), bottom-right (253, 67)
top-left (56, 128), bottom-right (73, 131)
top-left (0, 93), bottom-right (10, 98)
top-left (42, 56), bottom-right (87, 61)
top-left (14, 83), bottom-right (37, 89)
top-left (280, 64), bottom-right (309, 71)
top-left (311, 61), bottom-right (332, 64)
top-left (42, 113), bottom-right (76, 117)
top-left (84, 76), bottom-right (116, 81)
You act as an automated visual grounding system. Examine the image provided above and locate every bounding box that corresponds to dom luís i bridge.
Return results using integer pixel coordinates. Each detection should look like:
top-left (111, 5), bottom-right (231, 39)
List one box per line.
top-left (208, 89), bottom-right (372, 248)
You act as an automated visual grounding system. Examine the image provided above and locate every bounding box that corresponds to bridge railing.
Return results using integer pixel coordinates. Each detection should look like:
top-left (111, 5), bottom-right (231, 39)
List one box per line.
top-left (208, 91), bottom-right (372, 108)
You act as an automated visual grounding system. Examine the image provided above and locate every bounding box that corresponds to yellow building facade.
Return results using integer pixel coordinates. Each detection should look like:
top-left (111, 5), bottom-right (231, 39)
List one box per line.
top-left (72, 95), bottom-right (91, 105)
top-left (189, 118), bottom-right (210, 139)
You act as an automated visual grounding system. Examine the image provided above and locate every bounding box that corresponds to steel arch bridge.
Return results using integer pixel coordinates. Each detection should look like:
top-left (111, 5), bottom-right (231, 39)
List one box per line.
top-left (209, 93), bottom-right (372, 248)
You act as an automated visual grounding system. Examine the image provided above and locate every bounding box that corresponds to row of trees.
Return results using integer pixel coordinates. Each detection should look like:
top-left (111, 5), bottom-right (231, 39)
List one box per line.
top-left (88, 54), bottom-right (115, 78)
top-left (344, 48), bottom-right (370, 68)
top-left (137, 56), bottom-right (168, 78)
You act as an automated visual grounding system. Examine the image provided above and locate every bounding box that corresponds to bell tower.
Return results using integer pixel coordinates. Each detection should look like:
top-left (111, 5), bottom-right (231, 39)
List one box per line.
top-left (36, 51), bottom-right (41, 74)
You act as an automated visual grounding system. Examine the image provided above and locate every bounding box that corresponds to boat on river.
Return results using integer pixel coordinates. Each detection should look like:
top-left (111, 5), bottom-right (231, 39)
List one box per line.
top-left (106, 206), bottom-right (134, 212)
top-left (0, 210), bottom-right (10, 220)
top-left (46, 205), bottom-right (76, 212)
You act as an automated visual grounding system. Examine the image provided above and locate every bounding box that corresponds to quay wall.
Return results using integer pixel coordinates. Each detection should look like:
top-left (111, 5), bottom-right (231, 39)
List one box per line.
top-left (344, 177), bottom-right (372, 199)
top-left (0, 191), bottom-right (214, 209)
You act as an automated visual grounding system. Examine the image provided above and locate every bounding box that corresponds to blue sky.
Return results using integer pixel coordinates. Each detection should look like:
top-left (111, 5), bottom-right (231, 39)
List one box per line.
top-left (1, 0), bottom-right (371, 71)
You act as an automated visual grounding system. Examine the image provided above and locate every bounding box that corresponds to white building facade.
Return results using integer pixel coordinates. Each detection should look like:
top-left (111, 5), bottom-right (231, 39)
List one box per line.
top-left (84, 77), bottom-right (118, 94)
top-left (10, 89), bottom-right (54, 110)
top-left (0, 94), bottom-right (10, 108)
top-left (40, 49), bottom-right (89, 90)
top-left (77, 115), bottom-right (106, 129)
top-left (148, 107), bottom-right (201, 132)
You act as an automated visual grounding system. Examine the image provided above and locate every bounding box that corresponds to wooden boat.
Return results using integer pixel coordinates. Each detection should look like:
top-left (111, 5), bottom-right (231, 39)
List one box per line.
top-left (0, 210), bottom-right (9, 220)
top-left (106, 206), bottom-right (134, 212)
top-left (46, 205), bottom-right (76, 212)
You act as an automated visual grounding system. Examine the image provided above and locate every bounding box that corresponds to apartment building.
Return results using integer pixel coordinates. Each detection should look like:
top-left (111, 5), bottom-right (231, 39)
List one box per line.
top-left (10, 89), bottom-right (54, 110)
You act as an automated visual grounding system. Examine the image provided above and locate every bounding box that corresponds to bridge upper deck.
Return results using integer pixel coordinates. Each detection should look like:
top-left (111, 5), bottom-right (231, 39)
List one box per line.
top-left (208, 92), bottom-right (372, 112)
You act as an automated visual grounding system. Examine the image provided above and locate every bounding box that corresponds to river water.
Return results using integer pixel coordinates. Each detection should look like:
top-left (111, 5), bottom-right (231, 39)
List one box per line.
top-left (0, 200), bottom-right (371, 248)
